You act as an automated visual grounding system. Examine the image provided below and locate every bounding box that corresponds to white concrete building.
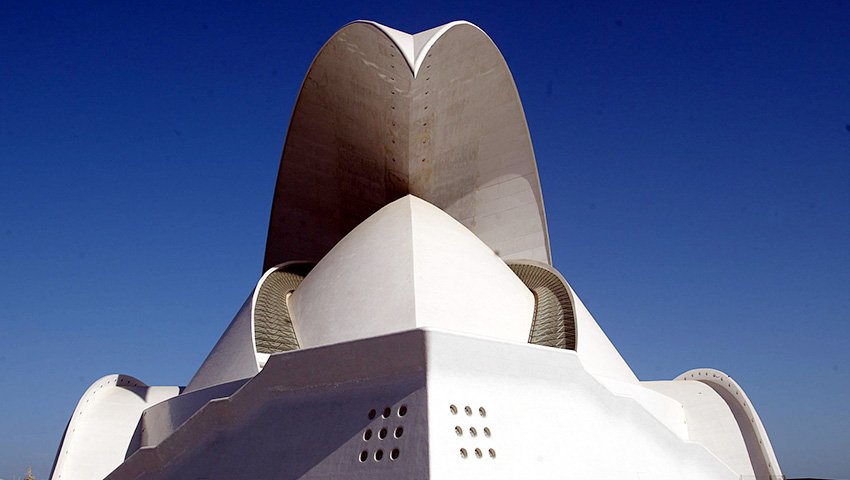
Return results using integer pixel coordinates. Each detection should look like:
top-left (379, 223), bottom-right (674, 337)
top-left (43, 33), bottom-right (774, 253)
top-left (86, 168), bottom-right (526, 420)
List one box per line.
top-left (50, 21), bottom-right (784, 480)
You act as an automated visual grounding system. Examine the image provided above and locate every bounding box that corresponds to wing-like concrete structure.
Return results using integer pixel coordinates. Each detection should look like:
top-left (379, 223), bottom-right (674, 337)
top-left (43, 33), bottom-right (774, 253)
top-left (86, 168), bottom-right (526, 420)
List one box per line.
top-left (51, 21), bottom-right (784, 480)
top-left (264, 20), bottom-right (551, 270)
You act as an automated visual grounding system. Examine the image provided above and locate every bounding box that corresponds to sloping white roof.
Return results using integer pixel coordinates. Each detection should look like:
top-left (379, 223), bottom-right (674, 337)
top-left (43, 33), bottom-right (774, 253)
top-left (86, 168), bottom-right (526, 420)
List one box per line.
top-left (289, 195), bottom-right (535, 347)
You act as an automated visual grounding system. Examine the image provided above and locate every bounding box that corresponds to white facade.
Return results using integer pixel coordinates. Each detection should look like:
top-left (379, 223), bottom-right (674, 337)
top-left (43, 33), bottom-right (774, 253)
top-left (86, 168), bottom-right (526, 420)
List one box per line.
top-left (50, 20), bottom-right (783, 480)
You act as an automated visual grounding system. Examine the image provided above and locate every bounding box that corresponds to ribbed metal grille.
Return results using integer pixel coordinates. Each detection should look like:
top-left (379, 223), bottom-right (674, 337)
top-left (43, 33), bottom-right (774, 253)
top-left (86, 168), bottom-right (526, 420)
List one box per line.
top-left (253, 270), bottom-right (303, 354)
top-left (508, 263), bottom-right (576, 350)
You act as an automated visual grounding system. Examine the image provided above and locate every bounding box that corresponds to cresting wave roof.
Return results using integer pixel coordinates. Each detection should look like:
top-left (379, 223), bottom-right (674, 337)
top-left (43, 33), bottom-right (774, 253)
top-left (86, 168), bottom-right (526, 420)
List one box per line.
top-left (264, 20), bottom-right (551, 270)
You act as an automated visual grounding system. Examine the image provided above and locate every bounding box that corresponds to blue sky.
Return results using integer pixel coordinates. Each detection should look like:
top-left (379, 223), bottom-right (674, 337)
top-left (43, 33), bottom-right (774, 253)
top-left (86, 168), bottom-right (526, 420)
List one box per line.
top-left (1, 1), bottom-right (849, 478)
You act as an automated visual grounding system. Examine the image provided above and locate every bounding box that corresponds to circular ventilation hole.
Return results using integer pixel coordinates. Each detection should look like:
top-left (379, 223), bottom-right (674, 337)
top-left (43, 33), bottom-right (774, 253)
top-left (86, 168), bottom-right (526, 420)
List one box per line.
top-left (390, 448), bottom-right (400, 460)
top-left (489, 448), bottom-right (496, 459)
top-left (375, 449), bottom-right (384, 461)
top-left (460, 448), bottom-right (468, 459)
top-left (368, 409), bottom-right (377, 419)
top-left (464, 406), bottom-right (472, 416)
top-left (454, 426), bottom-right (463, 436)
top-left (450, 404), bottom-right (458, 415)
top-left (378, 427), bottom-right (388, 439)
top-left (394, 426), bottom-right (404, 438)
top-left (382, 407), bottom-right (391, 418)
top-left (483, 427), bottom-right (491, 437)
top-left (398, 405), bottom-right (407, 417)
top-left (469, 427), bottom-right (477, 437)
top-left (364, 429), bottom-right (373, 441)
top-left (359, 450), bottom-right (368, 462)
top-left (479, 407), bottom-right (486, 417)
top-left (474, 448), bottom-right (483, 459)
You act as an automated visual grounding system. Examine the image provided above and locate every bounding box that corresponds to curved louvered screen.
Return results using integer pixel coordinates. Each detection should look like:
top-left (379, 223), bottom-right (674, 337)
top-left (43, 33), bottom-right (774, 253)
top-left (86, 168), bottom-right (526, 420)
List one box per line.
top-left (508, 262), bottom-right (576, 350)
top-left (253, 270), bottom-right (304, 354)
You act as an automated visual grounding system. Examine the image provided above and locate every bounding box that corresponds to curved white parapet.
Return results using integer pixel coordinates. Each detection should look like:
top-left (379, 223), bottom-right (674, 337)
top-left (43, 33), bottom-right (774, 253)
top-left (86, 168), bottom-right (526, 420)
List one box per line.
top-left (505, 259), bottom-right (638, 383)
top-left (185, 262), bottom-right (312, 393)
top-left (264, 20), bottom-right (550, 270)
top-left (674, 369), bottom-right (783, 480)
top-left (50, 374), bottom-right (179, 480)
top-left (569, 285), bottom-right (640, 383)
top-left (185, 294), bottom-right (258, 393)
top-left (290, 195), bottom-right (534, 348)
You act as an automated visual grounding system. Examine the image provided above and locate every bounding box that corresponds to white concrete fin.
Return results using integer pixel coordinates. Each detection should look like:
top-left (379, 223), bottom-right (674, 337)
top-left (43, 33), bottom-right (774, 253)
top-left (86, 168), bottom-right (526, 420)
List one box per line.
top-left (51, 375), bottom-right (180, 480)
top-left (674, 369), bottom-right (784, 479)
top-left (569, 285), bottom-right (640, 383)
top-left (184, 294), bottom-right (259, 393)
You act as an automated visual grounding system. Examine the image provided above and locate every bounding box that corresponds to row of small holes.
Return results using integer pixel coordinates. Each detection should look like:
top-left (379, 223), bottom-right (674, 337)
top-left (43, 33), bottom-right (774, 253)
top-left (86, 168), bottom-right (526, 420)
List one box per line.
top-left (369, 405), bottom-right (407, 419)
top-left (459, 448), bottom-right (496, 459)
top-left (364, 426), bottom-right (404, 440)
top-left (359, 448), bottom-right (400, 462)
top-left (421, 60), bottom-right (431, 162)
top-left (455, 426), bottom-right (491, 438)
top-left (450, 404), bottom-right (486, 417)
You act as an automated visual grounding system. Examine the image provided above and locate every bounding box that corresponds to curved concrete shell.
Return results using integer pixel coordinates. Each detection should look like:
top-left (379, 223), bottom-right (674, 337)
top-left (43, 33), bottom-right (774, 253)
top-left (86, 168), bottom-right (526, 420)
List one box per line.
top-left (289, 195), bottom-right (535, 347)
top-left (50, 375), bottom-right (179, 480)
top-left (676, 369), bottom-right (783, 480)
top-left (264, 20), bottom-right (551, 271)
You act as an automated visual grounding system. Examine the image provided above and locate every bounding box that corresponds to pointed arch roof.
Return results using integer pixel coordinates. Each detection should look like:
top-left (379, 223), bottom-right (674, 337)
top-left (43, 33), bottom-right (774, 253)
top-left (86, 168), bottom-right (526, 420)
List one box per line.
top-left (264, 20), bottom-right (551, 270)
